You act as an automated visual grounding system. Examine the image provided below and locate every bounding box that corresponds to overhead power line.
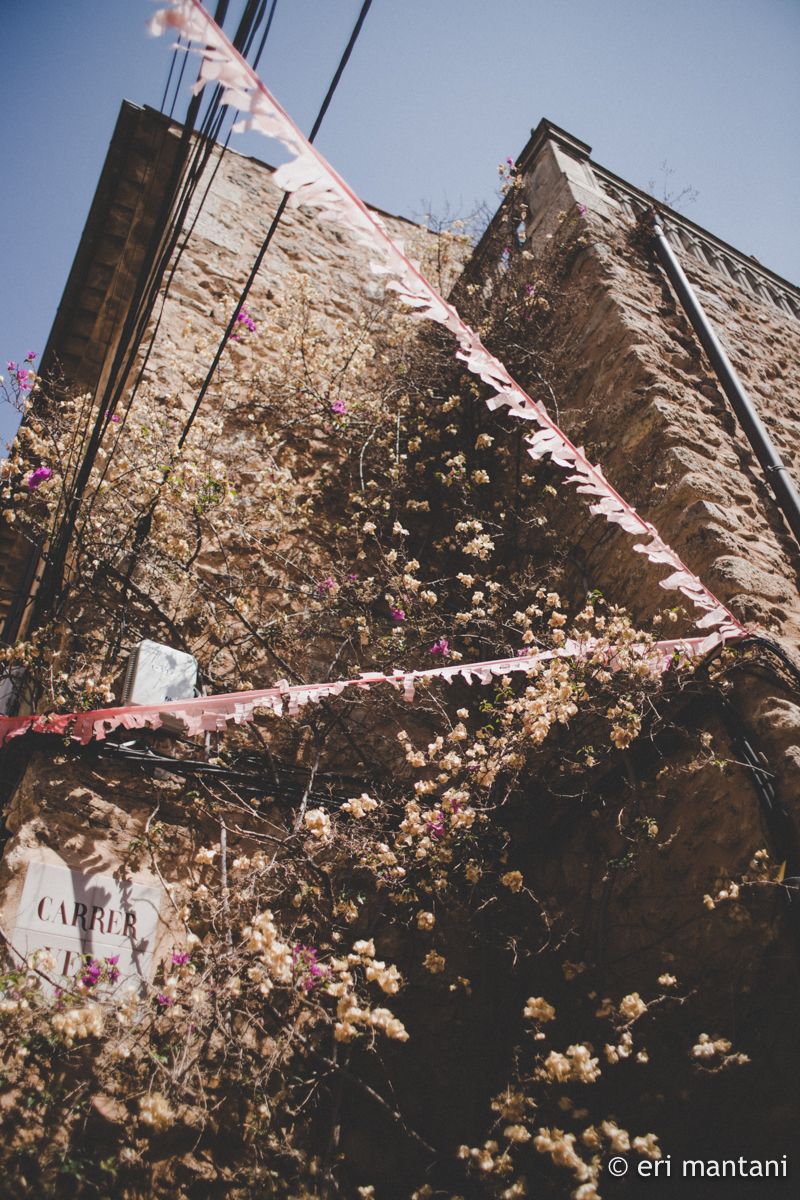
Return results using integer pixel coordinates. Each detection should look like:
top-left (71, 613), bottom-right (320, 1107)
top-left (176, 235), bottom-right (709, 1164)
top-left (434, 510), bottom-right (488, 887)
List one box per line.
top-left (178, 0), bottom-right (375, 448)
top-left (31, 0), bottom-right (280, 623)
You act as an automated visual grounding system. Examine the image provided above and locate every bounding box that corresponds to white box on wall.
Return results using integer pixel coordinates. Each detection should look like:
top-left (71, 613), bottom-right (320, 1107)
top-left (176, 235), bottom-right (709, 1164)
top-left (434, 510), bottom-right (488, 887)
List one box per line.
top-left (122, 640), bottom-right (198, 707)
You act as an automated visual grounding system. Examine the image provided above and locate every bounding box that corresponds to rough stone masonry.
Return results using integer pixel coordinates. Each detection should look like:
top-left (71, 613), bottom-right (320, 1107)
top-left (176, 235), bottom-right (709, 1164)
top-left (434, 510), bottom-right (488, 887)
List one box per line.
top-left (2, 104), bottom-right (800, 1173)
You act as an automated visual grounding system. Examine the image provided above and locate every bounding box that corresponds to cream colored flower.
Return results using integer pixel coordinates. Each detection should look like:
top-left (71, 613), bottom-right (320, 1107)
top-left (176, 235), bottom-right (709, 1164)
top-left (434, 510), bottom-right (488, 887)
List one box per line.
top-left (139, 1092), bottom-right (173, 1133)
top-left (304, 808), bottom-right (331, 839)
top-left (524, 996), bottom-right (555, 1022)
top-left (423, 950), bottom-right (445, 974)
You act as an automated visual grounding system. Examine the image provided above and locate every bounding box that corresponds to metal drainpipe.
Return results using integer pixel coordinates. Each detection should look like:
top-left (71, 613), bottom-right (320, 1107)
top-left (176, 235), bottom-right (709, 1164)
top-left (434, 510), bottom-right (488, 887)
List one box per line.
top-left (650, 214), bottom-right (800, 548)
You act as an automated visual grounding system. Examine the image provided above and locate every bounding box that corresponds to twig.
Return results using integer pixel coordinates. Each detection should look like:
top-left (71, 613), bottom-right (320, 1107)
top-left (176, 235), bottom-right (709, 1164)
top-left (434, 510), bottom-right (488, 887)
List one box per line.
top-left (294, 742), bottom-right (323, 832)
top-left (0, 921), bottom-right (85, 1001)
top-left (220, 817), bottom-right (232, 952)
top-left (258, 1001), bottom-right (437, 1156)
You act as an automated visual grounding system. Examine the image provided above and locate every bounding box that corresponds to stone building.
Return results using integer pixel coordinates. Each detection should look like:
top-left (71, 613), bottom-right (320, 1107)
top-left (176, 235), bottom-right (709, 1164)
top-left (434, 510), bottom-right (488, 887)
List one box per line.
top-left (1, 102), bottom-right (800, 1188)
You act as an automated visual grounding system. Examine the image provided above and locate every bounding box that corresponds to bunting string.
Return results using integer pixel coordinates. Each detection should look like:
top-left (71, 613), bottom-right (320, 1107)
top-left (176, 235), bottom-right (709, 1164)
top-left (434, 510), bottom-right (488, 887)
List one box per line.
top-left (0, 635), bottom-right (723, 747)
top-left (148, 0), bottom-right (745, 644)
top-left (0, 5), bottom-right (747, 748)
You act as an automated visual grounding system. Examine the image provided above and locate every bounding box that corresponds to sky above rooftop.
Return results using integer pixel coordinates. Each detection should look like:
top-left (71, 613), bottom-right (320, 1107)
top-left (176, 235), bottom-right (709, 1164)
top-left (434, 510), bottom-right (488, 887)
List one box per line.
top-left (1, 0), bottom-right (798, 449)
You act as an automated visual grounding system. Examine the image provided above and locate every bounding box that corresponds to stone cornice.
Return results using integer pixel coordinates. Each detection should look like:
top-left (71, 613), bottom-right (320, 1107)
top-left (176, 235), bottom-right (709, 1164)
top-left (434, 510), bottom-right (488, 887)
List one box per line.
top-left (516, 119), bottom-right (593, 173)
top-left (514, 119), bottom-right (800, 323)
top-left (593, 164), bottom-right (800, 322)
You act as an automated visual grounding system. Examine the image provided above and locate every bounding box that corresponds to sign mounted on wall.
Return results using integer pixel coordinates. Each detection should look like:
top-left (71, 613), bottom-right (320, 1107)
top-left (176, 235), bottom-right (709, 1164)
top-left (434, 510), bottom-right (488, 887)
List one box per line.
top-left (11, 862), bottom-right (162, 989)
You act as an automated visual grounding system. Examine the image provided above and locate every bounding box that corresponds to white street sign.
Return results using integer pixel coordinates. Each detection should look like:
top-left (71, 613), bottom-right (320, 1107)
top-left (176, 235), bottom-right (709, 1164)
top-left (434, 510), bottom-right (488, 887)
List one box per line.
top-left (12, 862), bottom-right (162, 991)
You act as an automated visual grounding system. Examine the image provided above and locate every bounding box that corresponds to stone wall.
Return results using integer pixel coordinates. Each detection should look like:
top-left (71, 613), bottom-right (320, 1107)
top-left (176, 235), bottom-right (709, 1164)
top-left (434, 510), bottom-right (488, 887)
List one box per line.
top-left (0, 101), bottom-right (439, 984)
top-left (2, 109), bottom-right (800, 1174)
top-left (508, 120), bottom-right (800, 645)
top-left (137, 121), bottom-right (435, 403)
top-left (470, 119), bottom-right (800, 1161)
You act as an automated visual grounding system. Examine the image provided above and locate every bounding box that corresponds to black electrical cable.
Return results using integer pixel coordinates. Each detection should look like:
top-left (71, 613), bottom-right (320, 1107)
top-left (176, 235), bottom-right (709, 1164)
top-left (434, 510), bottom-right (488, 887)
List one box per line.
top-left (28, 92), bottom-right (204, 597)
top-left (93, 740), bottom-right (357, 805)
top-left (31, 0), bottom-right (372, 645)
top-left (33, 1), bottom-right (271, 622)
top-left (168, 36), bottom-right (190, 119)
top-left (160, 37), bottom-right (181, 113)
top-left (79, 0), bottom-right (371, 663)
top-left (307, 0), bottom-right (374, 143)
top-left (91, 0), bottom-right (281, 456)
top-left (80, 6), bottom-right (284, 552)
top-left (715, 694), bottom-right (800, 949)
top-left (177, 0), bottom-right (374, 449)
top-left (249, 0), bottom-right (279, 70)
top-left (741, 635), bottom-right (800, 694)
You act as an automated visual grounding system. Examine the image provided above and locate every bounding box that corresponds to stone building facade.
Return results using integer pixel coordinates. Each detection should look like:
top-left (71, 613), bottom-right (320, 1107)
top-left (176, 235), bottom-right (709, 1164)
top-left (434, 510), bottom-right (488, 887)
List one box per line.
top-left (1, 104), bottom-right (800, 1181)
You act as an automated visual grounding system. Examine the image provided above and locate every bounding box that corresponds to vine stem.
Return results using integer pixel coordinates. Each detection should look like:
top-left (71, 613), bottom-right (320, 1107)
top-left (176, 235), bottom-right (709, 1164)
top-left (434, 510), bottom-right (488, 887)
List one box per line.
top-left (259, 998), bottom-right (437, 1156)
top-left (220, 817), bottom-right (232, 952)
top-left (294, 741), bottom-right (323, 833)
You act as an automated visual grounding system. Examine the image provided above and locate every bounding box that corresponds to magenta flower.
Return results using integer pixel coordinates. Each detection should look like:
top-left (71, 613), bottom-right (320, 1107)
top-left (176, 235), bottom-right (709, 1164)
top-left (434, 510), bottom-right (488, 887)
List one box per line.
top-left (157, 993), bottom-right (174, 1007)
top-left (506, 157), bottom-right (514, 165)
top-left (26, 352), bottom-right (37, 361)
top-left (578, 204), bottom-right (586, 215)
top-left (426, 815), bottom-right (445, 841)
top-left (81, 958), bottom-right (102, 988)
top-left (229, 305), bottom-right (257, 342)
top-left (27, 467), bottom-right (53, 491)
top-left (172, 952), bottom-right (191, 965)
top-left (292, 945), bottom-right (329, 994)
top-left (390, 607), bottom-right (405, 621)
top-left (317, 577), bottom-right (336, 594)
top-left (429, 639), bottom-right (449, 656)
top-left (331, 399), bottom-right (348, 415)
top-left (348, 573), bottom-right (358, 582)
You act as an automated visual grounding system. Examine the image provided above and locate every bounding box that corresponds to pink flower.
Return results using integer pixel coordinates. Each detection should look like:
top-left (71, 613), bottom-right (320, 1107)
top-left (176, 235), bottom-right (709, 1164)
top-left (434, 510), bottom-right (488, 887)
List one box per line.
top-left (235, 306), bottom-right (256, 332)
top-left (390, 607), bottom-right (405, 621)
top-left (331, 399), bottom-right (348, 415)
top-left (429, 639), bottom-right (449, 656)
top-left (27, 467), bottom-right (53, 491)
top-left (426, 815), bottom-right (445, 841)
top-left (292, 945), bottom-right (329, 994)
top-left (229, 306), bottom-right (256, 343)
top-left (317, 577), bottom-right (336, 594)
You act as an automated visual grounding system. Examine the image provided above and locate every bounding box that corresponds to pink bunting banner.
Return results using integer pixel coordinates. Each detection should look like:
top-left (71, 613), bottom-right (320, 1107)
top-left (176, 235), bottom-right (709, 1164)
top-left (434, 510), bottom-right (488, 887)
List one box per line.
top-left (148, 0), bottom-right (746, 643)
top-left (0, 634), bottom-right (733, 748)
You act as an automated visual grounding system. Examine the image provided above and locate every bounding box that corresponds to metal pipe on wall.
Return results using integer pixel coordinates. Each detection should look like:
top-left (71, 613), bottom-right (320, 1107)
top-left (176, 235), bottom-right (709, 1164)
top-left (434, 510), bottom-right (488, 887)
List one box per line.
top-left (651, 214), bottom-right (800, 548)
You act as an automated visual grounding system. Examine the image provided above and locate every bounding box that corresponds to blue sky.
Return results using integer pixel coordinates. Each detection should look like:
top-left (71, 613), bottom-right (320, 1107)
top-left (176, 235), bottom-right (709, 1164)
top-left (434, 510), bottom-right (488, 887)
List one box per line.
top-left (2, 0), bottom-right (799, 449)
